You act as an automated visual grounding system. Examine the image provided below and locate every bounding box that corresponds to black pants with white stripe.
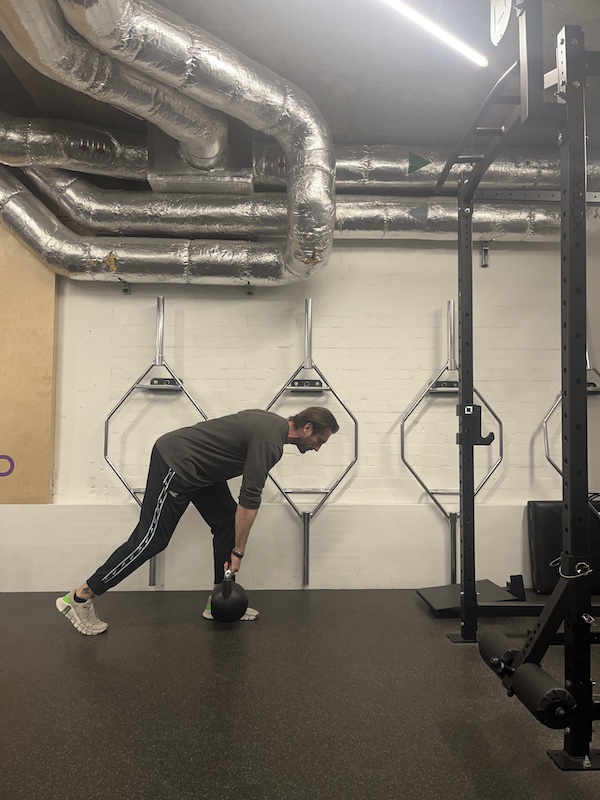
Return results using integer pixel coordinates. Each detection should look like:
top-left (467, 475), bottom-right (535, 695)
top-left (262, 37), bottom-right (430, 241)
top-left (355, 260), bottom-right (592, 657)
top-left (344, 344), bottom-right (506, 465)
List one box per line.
top-left (87, 446), bottom-right (237, 595)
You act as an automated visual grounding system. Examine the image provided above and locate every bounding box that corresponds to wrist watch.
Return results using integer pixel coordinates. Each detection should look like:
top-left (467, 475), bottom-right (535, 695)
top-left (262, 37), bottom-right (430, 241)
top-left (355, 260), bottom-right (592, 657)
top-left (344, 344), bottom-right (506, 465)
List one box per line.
top-left (231, 549), bottom-right (244, 559)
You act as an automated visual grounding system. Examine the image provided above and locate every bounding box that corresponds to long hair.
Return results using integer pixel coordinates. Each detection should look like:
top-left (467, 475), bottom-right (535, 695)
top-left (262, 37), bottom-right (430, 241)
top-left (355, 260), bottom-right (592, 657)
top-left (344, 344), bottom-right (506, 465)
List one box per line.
top-left (289, 407), bottom-right (339, 434)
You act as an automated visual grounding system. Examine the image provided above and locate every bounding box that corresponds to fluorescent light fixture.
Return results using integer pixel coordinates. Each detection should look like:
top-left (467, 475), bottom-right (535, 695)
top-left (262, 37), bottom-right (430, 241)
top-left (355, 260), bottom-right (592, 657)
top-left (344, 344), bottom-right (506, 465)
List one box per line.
top-left (380, 0), bottom-right (489, 68)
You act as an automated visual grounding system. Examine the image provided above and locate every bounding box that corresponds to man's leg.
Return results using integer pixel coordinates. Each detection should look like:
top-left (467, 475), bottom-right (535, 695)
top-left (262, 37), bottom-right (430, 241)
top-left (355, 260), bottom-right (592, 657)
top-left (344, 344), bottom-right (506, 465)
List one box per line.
top-left (87, 448), bottom-right (192, 594)
top-left (56, 447), bottom-right (192, 634)
top-left (191, 482), bottom-right (236, 585)
top-left (191, 483), bottom-right (259, 620)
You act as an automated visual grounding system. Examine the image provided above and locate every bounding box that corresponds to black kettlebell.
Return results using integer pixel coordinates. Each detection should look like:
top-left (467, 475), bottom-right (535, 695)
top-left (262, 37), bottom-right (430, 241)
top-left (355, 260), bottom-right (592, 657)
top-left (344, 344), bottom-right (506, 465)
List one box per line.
top-left (211, 569), bottom-right (248, 622)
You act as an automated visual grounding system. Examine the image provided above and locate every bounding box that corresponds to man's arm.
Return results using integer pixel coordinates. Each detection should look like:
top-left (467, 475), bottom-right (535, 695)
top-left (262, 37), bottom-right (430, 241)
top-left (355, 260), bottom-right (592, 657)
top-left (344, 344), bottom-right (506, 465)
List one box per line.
top-left (228, 505), bottom-right (259, 573)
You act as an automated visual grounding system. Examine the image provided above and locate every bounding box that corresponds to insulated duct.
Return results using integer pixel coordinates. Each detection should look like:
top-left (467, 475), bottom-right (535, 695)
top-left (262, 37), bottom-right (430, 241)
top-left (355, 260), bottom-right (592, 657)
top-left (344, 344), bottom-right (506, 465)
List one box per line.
top-left (0, 0), bottom-right (228, 169)
top-left (0, 167), bottom-right (297, 285)
top-left (254, 142), bottom-right (600, 194)
top-left (25, 167), bottom-right (598, 242)
top-left (5, 110), bottom-right (600, 196)
top-left (0, 1), bottom-right (594, 289)
top-left (0, 112), bottom-right (148, 180)
top-left (55, 0), bottom-right (336, 278)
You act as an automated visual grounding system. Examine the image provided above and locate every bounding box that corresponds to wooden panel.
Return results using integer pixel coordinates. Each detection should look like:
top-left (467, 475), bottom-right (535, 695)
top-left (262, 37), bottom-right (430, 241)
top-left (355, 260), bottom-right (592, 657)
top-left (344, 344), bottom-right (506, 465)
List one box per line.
top-left (0, 229), bottom-right (56, 503)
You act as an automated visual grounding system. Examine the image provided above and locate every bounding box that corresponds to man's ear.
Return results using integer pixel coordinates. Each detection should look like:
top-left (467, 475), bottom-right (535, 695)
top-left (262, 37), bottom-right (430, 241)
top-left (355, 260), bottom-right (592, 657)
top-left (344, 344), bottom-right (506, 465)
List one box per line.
top-left (304, 422), bottom-right (313, 434)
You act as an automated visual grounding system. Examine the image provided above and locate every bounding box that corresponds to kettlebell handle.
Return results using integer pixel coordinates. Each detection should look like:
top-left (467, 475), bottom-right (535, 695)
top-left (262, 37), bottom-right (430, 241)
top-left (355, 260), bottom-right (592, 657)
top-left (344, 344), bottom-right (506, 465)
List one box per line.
top-left (223, 568), bottom-right (233, 599)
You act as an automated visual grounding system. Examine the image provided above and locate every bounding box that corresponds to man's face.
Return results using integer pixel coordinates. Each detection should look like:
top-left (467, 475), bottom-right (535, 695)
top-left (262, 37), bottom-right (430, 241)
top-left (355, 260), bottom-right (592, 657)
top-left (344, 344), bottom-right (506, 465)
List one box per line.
top-left (295, 424), bottom-right (332, 454)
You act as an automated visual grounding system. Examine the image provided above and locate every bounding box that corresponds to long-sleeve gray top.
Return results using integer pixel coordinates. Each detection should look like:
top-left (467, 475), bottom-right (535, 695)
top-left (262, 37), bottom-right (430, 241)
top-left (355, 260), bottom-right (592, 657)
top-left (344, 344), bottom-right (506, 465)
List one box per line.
top-left (155, 409), bottom-right (289, 509)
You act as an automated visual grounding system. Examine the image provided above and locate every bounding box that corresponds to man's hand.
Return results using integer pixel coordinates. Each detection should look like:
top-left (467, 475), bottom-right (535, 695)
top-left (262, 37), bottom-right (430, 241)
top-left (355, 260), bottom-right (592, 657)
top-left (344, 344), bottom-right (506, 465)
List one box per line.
top-left (226, 554), bottom-right (243, 574)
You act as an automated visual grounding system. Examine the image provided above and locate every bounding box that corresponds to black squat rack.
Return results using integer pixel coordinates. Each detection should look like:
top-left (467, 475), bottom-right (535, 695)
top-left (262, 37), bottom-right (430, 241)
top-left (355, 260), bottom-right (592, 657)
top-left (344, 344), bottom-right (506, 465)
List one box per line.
top-left (437, 0), bottom-right (600, 769)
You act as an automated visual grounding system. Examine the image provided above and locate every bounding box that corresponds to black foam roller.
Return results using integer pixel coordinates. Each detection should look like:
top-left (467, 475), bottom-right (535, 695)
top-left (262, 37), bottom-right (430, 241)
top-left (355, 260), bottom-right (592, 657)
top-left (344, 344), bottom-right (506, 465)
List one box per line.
top-left (478, 630), bottom-right (521, 676)
top-left (511, 662), bottom-right (575, 729)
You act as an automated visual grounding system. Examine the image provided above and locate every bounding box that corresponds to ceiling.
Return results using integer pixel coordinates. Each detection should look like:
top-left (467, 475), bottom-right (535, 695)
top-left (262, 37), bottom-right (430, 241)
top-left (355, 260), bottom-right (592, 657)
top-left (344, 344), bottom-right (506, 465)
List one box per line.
top-left (0, 0), bottom-right (599, 161)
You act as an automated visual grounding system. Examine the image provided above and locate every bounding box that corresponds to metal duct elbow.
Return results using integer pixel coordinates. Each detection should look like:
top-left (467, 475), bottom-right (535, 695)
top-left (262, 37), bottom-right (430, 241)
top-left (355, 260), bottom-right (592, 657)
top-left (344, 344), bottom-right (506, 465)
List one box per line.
top-left (57, 0), bottom-right (335, 280)
top-left (0, 0), bottom-right (228, 169)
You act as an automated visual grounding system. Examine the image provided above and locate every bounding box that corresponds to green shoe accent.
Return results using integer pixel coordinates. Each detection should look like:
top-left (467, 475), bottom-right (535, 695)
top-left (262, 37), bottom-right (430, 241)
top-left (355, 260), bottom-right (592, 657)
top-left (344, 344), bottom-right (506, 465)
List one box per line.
top-left (63, 593), bottom-right (72, 606)
top-left (204, 600), bottom-right (211, 613)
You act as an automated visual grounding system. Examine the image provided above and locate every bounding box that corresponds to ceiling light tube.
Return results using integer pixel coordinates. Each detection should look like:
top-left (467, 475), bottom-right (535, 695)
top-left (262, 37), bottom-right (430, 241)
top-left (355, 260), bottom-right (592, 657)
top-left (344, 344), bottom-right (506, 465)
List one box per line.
top-left (380, 0), bottom-right (489, 68)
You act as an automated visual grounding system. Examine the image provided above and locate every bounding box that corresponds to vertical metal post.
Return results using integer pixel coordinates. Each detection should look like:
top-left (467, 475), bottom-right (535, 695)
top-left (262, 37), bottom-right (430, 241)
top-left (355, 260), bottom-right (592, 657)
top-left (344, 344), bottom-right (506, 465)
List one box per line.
top-left (448, 300), bottom-right (456, 371)
top-left (155, 296), bottom-right (165, 366)
top-left (456, 178), bottom-right (477, 643)
top-left (449, 512), bottom-right (458, 585)
top-left (303, 298), bottom-right (313, 369)
top-left (302, 512), bottom-right (310, 586)
top-left (552, 26), bottom-right (593, 766)
top-left (150, 295), bottom-right (165, 585)
top-left (447, 301), bottom-right (459, 588)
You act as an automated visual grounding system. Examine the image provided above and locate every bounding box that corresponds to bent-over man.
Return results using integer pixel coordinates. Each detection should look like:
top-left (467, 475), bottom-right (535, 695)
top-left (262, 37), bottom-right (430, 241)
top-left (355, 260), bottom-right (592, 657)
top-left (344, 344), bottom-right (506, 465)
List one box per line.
top-left (56, 407), bottom-right (339, 635)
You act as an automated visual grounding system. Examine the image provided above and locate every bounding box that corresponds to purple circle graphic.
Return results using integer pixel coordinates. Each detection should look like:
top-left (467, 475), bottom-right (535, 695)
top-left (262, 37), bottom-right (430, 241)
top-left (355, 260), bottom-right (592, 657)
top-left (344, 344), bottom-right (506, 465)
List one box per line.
top-left (0, 455), bottom-right (15, 477)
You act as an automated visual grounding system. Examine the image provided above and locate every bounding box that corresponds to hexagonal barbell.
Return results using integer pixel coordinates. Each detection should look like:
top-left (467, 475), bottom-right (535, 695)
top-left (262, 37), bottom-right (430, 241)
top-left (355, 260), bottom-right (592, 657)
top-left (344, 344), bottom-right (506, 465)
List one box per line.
top-left (265, 299), bottom-right (358, 585)
top-left (400, 301), bottom-right (503, 518)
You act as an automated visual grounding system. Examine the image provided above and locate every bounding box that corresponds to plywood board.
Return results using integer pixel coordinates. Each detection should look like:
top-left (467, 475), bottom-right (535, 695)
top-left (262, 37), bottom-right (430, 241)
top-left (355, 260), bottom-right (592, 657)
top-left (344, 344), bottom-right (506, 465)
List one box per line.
top-left (0, 230), bottom-right (56, 503)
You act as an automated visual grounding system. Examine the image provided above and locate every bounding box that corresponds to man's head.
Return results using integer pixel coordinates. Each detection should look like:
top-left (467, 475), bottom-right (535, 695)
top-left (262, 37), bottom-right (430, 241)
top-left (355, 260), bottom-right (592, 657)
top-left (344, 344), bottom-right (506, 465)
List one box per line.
top-left (287, 407), bottom-right (339, 453)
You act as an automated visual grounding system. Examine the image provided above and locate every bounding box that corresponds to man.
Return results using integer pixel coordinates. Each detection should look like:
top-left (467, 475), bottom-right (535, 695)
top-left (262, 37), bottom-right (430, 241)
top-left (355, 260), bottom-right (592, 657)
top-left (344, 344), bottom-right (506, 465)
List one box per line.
top-left (56, 406), bottom-right (339, 635)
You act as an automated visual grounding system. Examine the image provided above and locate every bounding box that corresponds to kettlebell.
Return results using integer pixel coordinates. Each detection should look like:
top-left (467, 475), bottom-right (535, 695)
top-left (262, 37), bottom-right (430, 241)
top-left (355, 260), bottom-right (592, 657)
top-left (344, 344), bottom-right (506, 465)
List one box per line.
top-left (211, 569), bottom-right (249, 622)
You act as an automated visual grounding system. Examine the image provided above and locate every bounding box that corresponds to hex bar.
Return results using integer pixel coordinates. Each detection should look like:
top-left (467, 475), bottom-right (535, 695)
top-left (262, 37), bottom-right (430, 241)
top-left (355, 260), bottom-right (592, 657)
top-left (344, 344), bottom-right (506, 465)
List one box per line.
top-left (265, 300), bottom-right (358, 585)
top-left (267, 361), bottom-right (358, 520)
top-left (400, 302), bottom-right (503, 516)
top-left (104, 297), bottom-right (207, 585)
top-left (401, 302), bottom-right (503, 588)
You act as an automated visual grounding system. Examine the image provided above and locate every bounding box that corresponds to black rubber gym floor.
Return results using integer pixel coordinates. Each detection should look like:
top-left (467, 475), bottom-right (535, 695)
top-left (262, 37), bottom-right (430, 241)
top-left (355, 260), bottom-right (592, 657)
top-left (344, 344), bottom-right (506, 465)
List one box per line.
top-left (1, 589), bottom-right (599, 800)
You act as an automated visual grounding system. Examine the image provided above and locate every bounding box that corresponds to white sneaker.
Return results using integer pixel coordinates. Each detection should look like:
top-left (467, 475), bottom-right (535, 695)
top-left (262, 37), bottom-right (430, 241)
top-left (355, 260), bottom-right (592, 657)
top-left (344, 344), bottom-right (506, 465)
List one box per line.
top-left (202, 596), bottom-right (259, 621)
top-left (56, 591), bottom-right (108, 635)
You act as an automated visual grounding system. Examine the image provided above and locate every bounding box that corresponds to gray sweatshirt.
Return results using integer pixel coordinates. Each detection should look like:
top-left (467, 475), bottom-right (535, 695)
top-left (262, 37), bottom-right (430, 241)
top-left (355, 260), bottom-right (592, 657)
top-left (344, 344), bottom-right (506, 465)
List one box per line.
top-left (155, 409), bottom-right (289, 509)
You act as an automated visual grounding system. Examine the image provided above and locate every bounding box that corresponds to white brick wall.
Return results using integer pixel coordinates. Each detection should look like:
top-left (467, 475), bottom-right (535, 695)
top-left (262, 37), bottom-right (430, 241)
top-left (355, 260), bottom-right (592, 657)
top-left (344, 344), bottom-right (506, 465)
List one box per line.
top-left (4, 237), bottom-right (600, 590)
top-left (54, 241), bottom-right (596, 505)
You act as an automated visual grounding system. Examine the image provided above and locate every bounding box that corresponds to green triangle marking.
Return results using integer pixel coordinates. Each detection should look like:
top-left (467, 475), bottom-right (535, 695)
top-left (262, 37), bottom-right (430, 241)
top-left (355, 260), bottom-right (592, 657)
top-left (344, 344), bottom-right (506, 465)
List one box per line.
top-left (408, 152), bottom-right (431, 174)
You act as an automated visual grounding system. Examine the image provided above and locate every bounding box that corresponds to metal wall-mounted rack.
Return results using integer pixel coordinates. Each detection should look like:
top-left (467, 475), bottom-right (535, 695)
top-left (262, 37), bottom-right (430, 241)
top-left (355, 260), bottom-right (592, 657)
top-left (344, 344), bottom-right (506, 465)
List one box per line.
top-left (104, 296), bottom-right (207, 585)
top-left (265, 298), bottom-right (358, 585)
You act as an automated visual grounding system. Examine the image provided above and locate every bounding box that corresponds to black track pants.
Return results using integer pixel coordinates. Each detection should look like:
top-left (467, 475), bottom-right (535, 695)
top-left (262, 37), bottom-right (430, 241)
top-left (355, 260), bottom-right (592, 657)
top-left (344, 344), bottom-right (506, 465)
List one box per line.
top-left (86, 446), bottom-right (237, 595)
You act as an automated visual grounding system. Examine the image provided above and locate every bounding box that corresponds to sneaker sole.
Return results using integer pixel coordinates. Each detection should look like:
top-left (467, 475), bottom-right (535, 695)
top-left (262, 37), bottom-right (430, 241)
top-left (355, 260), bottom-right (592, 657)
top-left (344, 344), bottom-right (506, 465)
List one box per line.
top-left (55, 597), bottom-right (108, 636)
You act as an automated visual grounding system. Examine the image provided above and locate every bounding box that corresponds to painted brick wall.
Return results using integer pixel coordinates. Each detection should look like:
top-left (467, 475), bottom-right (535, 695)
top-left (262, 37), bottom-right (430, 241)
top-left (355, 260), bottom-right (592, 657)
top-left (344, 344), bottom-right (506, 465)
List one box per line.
top-left (52, 240), bottom-right (600, 507)
top-left (4, 236), bottom-right (598, 591)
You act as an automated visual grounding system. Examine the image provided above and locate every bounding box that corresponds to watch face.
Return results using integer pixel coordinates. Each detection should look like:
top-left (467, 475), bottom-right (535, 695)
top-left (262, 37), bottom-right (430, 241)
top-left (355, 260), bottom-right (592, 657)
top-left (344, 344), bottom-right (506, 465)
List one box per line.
top-left (490, 0), bottom-right (512, 46)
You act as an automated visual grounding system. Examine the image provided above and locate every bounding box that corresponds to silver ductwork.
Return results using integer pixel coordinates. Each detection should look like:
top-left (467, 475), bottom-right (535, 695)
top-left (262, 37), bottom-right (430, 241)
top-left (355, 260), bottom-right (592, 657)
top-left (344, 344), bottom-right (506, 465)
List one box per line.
top-left (25, 167), bottom-right (599, 242)
top-left (146, 125), bottom-right (254, 194)
top-left (0, 1), bottom-right (594, 289)
top-left (0, 112), bottom-right (148, 180)
top-left (5, 108), bottom-right (600, 197)
top-left (0, 167), bottom-right (300, 285)
top-left (254, 142), bottom-right (600, 194)
top-left (25, 167), bottom-right (284, 236)
top-left (0, 0), bottom-right (228, 169)
top-left (56, 0), bottom-right (336, 278)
